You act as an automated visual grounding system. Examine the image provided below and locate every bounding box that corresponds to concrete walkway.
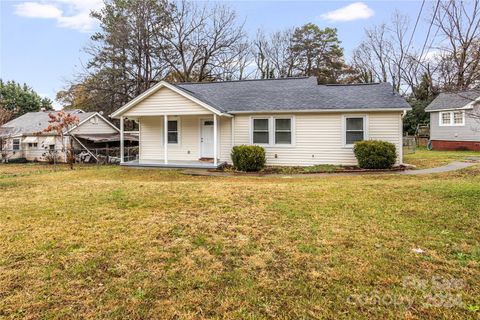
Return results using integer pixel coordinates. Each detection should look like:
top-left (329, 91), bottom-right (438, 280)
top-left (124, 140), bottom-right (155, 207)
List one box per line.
top-left (183, 161), bottom-right (478, 178)
top-left (400, 161), bottom-right (476, 175)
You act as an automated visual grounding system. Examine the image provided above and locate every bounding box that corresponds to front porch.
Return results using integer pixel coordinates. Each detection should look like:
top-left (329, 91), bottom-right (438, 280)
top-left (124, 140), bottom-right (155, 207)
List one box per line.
top-left (118, 113), bottom-right (232, 168)
top-left (121, 159), bottom-right (220, 169)
top-left (113, 81), bottom-right (233, 168)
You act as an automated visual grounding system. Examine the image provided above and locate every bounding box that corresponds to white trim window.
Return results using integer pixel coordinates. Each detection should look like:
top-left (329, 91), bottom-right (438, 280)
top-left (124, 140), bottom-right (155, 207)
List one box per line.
top-left (251, 116), bottom-right (295, 146)
top-left (167, 119), bottom-right (179, 144)
top-left (453, 111), bottom-right (465, 125)
top-left (274, 118), bottom-right (292, 144)
top-left (252, 118), bottom-right (270, 144)
top-left (12, 138), bottom-right (20, 151)
top-left (439, 111), bottom-right (465, 126)
top-left (344, 116), bottom-right (367, 147)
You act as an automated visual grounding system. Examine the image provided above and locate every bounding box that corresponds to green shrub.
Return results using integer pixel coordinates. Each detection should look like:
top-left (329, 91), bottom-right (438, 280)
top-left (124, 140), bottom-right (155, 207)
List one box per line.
top-left (231, 145), bottom-right (266, 172)
top-left (353, 140), bottom-right (397, 169)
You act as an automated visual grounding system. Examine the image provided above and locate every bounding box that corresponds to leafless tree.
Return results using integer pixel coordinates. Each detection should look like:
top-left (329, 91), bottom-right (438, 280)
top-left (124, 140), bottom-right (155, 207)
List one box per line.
top-left (0, 108), bottom-right (13, 126)
top-left (352, 24), bottom-right (390, 84)
top-left (266, 29), bottom-right (297, 78)
top-left (252, 28), bottom-right (299, 79)
top-left (0, 108), bottom-right (14, 160)
top-left (156, 0), bottom-right (246, 82)
top-left (432, 0), bottom-right (480, 90)
top-left (253, 30), bottom-right (273, 79)
top-left (352, 12), bottom-right (417, 93)
top-left (213, 41), bottom-right (254, 80)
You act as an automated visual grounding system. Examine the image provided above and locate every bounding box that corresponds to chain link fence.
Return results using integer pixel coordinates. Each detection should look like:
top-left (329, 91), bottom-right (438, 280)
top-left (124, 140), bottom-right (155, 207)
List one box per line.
top-left (403, 136), bottom-right (416, 154)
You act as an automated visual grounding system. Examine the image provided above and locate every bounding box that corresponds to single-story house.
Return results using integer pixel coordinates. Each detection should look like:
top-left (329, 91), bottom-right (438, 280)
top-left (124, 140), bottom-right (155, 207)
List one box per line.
top-left (425, 90), bottom-right (480, 151)
top-left (111, 77), bottom-right (411, 168)
top-left (0, 109), bottom-right (137, 162)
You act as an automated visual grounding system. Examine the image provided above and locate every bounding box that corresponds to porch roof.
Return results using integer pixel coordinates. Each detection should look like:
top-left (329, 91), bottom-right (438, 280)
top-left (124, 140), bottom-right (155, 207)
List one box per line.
top-left (75, 133), bottom-right (138, 143)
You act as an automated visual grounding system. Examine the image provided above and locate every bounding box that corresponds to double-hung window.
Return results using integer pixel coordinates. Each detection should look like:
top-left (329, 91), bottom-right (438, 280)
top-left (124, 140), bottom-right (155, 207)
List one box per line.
top-left (345, 116), bottom-right (365, 146)
top-left (252, 117), bottom-right (294, 146)
top-left (441, 112), bottom-right (451, 125)
top-left (12, 139), bottom-right (20, 151)
top-left (453, 111), bottom-right (465, 125)
top-left (167, 120), bottom-right (179, 144)
top-left (440, 111), bottom-right (465, 126)
top-left (253, 119), bottom-right (269, 144)
top-left (275, 118), bottom-right (292, 144)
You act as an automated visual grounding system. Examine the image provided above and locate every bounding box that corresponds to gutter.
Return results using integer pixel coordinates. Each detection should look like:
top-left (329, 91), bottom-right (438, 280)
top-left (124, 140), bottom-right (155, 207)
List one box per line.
top-left (425, 106), bottom-right (474, 113)
top-left (228, 108), bottom-right (411, 114)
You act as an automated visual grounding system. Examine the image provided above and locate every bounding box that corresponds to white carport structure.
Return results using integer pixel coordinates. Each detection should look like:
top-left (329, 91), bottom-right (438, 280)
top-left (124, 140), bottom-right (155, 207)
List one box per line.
top-left (111, 81), bottom-right (233, 169)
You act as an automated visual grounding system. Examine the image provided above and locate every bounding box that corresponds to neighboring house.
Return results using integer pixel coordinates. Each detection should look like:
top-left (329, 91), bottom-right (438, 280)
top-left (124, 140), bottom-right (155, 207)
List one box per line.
top-left (425, 90), bottom-right (480, 151)
top-left (111, 77), bottom-right (411, 168)
top-left (0, 110), bottom-right (131, 162)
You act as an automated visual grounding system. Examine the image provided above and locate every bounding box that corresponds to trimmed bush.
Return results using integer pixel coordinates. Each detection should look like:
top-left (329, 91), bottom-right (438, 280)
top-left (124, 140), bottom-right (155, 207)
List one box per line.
top-left (231, 145), bottom-right (266, 172)
top-left (353, 140), bottom-right (397, 169)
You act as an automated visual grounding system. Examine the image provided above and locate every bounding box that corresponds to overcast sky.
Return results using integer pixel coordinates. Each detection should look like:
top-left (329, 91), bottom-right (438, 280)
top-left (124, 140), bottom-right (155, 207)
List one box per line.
top-left (0, 0), bottom-right (431, 109)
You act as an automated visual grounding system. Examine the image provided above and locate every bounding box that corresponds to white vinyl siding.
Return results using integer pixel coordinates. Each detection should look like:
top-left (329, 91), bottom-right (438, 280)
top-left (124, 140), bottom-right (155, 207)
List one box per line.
top-left (234, 112), bottom-right (403, 166)
top-left (219, 117), bottom-right (232, 162)
top-left (138, 115), bottom-right (231, 162)
top-left (123, 87), bottom-right (213, 117)
top-left (69, 115), bottom-right (118, 134)
top-left (5, 135), bottom-right (65, 162)
top-left (139, 116), bottom-right (164, 160)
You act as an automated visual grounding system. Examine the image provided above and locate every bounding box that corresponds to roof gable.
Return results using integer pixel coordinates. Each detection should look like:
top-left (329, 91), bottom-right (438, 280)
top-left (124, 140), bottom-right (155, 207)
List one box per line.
top-left (68, 113), bottom-right (119, 134)
top-left (0, 111), bottom-right (118, 136)
top-left (1, 111), bottom-right (97, 136)
top-left (111, 81), bottom-right (224, 118)
top-left (426, 90), bottom-right (480, 112)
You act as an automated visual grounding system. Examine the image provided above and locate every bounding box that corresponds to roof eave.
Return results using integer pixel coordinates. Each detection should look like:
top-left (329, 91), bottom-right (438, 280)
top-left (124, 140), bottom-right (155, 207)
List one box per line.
top-left (425, 105), bottom-right (474, 112)
top-left (228, 107), bottom-right (411, 114)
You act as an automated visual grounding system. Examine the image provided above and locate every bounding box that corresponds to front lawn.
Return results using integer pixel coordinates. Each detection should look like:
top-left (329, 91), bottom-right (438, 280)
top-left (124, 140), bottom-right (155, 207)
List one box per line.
top-left (404, 147), bottom-right (480, 169)
top-left (0, 164), bottom-right (479, 319)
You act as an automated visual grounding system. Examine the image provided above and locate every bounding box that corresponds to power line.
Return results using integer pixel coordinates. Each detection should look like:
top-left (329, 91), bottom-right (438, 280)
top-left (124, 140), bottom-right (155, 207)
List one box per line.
top-left (418, 0), bottom-right (441, 62)
top-left (421, 0), bottom-right (452, 62)
top-left (406, 0), bottom-right (426, 54)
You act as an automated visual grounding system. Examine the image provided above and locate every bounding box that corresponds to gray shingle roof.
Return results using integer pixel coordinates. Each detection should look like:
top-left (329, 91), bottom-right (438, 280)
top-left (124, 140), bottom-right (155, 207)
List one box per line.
top-left (425, 90), bottom-right (480, 111)
top-left (0, 111), bottom-right (96, 136)
top-left (175, 77), bottom-right (410, 112)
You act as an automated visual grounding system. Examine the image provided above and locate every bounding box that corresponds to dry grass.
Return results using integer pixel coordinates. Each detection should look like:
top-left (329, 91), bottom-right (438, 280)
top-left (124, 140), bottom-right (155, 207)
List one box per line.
top-left (0, 163), bottom-right (479, 319)
top-left (404, 147), bottom-right (480, 169)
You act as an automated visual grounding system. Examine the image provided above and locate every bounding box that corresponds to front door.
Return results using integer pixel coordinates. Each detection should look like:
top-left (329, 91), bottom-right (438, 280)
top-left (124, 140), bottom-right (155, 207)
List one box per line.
top-left (200, 119), bottom-right (214, 158)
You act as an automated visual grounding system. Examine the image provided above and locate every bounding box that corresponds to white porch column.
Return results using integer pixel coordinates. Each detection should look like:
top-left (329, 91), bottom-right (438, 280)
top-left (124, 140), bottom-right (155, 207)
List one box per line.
top-left (213, 114), bottom-right (218, 166)
top-left (120, 116), bottom-right (125, 163)
top-left (164, 115), bottom-right (168, 164)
